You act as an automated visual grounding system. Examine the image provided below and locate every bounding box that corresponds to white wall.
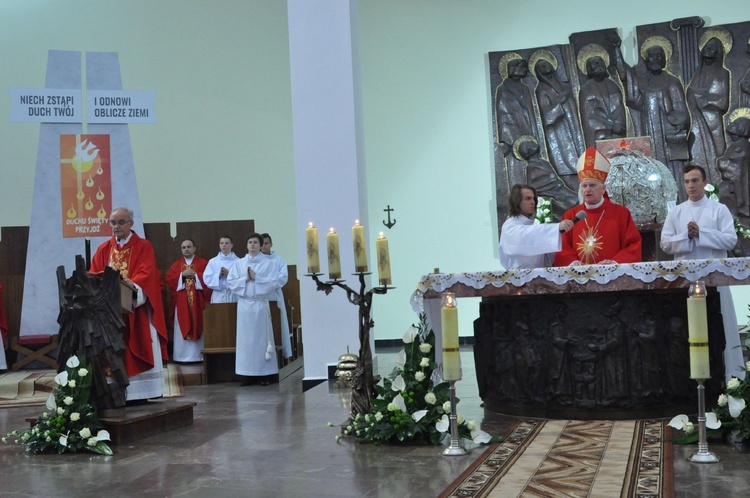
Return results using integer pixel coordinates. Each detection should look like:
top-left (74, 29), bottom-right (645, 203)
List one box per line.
top-left (1, 1), bottom-right (748, 370)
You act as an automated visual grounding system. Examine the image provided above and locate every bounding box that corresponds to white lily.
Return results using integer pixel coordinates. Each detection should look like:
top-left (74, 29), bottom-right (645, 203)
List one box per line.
top-left (729, 395), bottom-right (747, 418)
top-left (391, 375), bottom-right (406, 392)
top-left (471, 429), bottom-right (492, 444)
top-left (392, 393), bottom-right (407, 412)
top-left (668, 414), bottom-right (690, 431)
top-left (59, 433), bottom-right (69, 447)
top-left (403, 326), bottom-right (419, 344)
top-left (54, 371), bottom-right (69, 387)
top-left (66, 356), bottom-right (80, 368)
top-left (412, 410), bottom-right (428, 422)
top-left (706, 412), bottom-right (722, 430)
top-left (95, 429), bottom-right (111, 442)
top-left (394, 349), bottom-right (406, 367)
top-left (45, 394), bottom-right (57, 410)
top-left (436, 414), bottom-right (450, 433)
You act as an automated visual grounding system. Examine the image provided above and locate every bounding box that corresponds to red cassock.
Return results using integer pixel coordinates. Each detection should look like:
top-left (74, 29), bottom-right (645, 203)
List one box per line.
top-left (89, 232), bottom-right (169, 376)
top-left (0, 281), bottom-right (8, 348)
top-left (554, 196), bottom-right (642, 266)
top-left (166, 255), bottom-right (211, 340)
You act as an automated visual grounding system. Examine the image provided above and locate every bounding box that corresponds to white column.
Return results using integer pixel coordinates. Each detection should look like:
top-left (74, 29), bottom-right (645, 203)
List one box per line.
top-left (288, 0), bottom-right (369, 382)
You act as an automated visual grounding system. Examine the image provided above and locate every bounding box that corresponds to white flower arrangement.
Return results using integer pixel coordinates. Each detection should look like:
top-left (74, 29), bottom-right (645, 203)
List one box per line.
top-left (338, 314), bottom-right (498, 446)
top-left (3, 355), bottom-right (112, 455)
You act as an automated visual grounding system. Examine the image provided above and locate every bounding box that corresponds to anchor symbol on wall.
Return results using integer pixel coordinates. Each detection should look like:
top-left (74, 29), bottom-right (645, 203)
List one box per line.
top-left (383, 205), bottom-right (396, 229)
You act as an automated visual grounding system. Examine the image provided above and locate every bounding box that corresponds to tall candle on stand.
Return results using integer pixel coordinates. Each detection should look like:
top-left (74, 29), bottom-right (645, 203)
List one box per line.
top-left (441, 292), bottom-right (461, 381)
top-left (326, 228), bottom-right (342, 280)
top-left (305, 222), bottom-right (320, 274)
top-left (375, 232), bottom-right (391, 285)
top-left (687, 280), bottom-right (710, 379)
top-left (352, 219), bottom-right (368, 272)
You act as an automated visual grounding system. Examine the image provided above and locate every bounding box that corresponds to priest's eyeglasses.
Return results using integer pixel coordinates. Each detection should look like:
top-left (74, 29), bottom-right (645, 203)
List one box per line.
top-left (109, 219), bottom-right (132, 226)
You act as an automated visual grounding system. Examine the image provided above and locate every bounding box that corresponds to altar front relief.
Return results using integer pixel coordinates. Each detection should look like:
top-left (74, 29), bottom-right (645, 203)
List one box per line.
top-left (412, 258), bottom-right (750, 420)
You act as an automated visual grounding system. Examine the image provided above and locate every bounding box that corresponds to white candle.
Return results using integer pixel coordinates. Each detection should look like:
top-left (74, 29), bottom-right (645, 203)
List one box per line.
top-left (375, 232), bottom-right (391, 285)
top-left (687, 281), bottom-right (710, 379)
top-left (305, 222), bottom-right (320, 274)
top-left (352, 219), bottom-right (368, 272)
top-left (327, 228), bottom-right (341, 280)
top-left (441, 292), bottom-right (461, 381)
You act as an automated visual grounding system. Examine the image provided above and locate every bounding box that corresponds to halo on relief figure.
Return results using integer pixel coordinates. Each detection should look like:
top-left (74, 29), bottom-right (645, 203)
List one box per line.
top-left (512, 134), bottom-right (538, 162)
top-left (639, 35), bottom-right (673, 63)
top-left (698, 26), bottom-right (733, 54)
top-left (576, 43), bottom-right (610, 75)
top-left (727, 107), bottom-right (750, 125)
top-left (497, 52), bottom-right (523, 82)
top-left (528, 49), bottom-right (559, 76)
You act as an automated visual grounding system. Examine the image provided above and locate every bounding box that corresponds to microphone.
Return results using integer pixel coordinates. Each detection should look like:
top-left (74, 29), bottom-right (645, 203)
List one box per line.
top-left (560, 211), bottom-right (587, 232)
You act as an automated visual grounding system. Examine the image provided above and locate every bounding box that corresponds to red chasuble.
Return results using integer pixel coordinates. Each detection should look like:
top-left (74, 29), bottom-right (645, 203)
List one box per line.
top-left (166, 255), bottom-right (210, 340)
top-left (89, 232), bottom-right (169, 376)
top-left (554, 196), bottom-right (642, 266)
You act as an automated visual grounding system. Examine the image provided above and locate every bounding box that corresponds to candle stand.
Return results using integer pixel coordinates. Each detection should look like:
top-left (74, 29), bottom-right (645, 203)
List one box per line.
top-left (688, 379), bottom-right (720, 463)
top-left (307, 271), bottom-right (393, 420)
top-left (443, 381), bottom-right (468, 456)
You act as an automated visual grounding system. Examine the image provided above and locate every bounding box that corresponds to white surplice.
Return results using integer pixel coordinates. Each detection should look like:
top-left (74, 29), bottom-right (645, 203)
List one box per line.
top-left (203, 252), bottom-right (240, 303)
top-left (266, 251), bottom-right (292, 358)
top-left (661, 196), bottom-right (743, 381)
top-left (660, 196), bottom-right (737, 260)
top-left (499, 215), bottom-right (562, 269)
top-left (227, 253), bottom-right (282, 376)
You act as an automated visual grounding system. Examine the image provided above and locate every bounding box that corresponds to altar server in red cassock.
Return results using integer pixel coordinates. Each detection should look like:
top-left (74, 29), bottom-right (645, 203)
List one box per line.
top-left (166, 239), bottom-right (211, 362)
top-left (554, 147), bottom-right (642, 266)
top-left (89, 206), bottom-right (168, 401)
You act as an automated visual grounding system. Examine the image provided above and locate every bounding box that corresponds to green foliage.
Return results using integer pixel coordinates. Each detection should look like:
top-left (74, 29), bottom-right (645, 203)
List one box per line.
top-left (534, 196), bottom-right (554, 224)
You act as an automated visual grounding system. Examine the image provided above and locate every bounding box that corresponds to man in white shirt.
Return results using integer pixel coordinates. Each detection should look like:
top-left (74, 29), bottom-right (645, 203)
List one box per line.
top-left (203, 236), bottom-right (240, 303)
top-left (661, 165), bottom-right (736, 259)
top-left (661, 164), bottom-right (742, 381)
top-left (499, 184), bottom-right (573, 269)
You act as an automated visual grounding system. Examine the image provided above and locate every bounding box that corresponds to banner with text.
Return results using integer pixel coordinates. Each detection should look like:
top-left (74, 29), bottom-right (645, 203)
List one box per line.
top-left (88, 90), bottom-right (157, 124)
top-left (8, 88), bottom-right (82, 123)
top-left (60, 134), bottom-right (112, 238)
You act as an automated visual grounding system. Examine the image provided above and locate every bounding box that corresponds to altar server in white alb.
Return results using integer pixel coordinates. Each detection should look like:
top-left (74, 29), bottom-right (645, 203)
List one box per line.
top-left (660, 165), bottom-right (737, 259)
top-left (203, 236), bottom-right (240, 303)
top-left (499, 184), bottom-right (574, 269)
top-left (228, 233), bottom-right (283, 386)
top-left (661, 164), bottom-right (742, 381)
top-left (261, 233), bottom-right (292, 360)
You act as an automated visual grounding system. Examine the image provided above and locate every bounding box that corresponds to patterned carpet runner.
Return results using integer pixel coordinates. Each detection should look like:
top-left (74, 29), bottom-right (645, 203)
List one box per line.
top-left (0, 364), bottom-right (184, 408)
top-left (441, 419), bottom-right (673, 498)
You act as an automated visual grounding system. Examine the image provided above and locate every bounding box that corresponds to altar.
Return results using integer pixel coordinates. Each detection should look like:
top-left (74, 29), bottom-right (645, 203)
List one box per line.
top-left (411, 258), bottom-right (750, 420)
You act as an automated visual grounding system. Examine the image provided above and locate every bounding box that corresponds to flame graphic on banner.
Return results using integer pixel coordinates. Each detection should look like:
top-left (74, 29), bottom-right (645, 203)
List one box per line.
top-left (60, 134), bottom-right (112, 238)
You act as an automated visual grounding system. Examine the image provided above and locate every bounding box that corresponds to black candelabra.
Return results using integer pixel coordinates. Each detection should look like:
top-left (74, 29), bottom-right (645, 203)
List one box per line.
top-left (307, 271), bottom-right (393, 419)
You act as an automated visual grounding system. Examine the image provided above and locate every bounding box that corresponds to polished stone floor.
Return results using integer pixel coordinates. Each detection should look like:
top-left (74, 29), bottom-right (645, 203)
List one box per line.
top-left (0, 348), bottom-right (748, 497)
